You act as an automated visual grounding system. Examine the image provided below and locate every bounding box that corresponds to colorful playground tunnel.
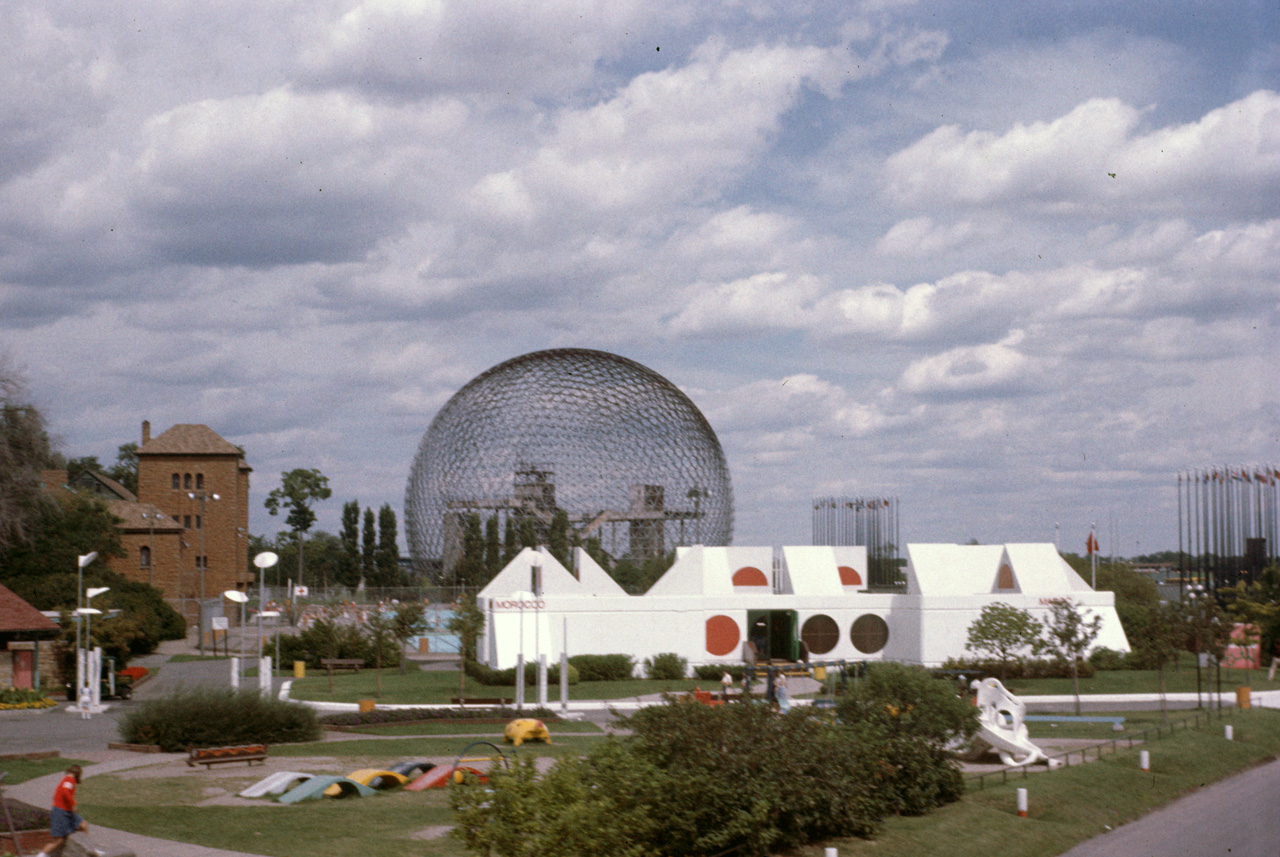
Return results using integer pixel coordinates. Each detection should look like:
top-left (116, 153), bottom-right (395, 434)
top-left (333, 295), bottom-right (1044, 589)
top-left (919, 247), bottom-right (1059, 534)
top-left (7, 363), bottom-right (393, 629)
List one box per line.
top-left (239, 751), bottom-right (505, 803)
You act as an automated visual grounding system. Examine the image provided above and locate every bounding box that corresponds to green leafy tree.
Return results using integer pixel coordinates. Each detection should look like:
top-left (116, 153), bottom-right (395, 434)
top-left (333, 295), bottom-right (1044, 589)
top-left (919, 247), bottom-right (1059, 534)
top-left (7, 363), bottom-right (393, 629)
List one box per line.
top-left (363, 609), bottom-right (394, 696)
top-left (390, 602), bottom-right (427, 673)
top-left (106, 442), bottom-right (139, 495)
top-left (376, 504), bottom-right (400, 587)
top-left (449, 594), bottom-right (486, 699)
top-left (264, 468), bottom-right (331, 588)
top-left (453, 513), bottom-right (486, 587)
top-left (965, 602), bottom-right (1043, 680)
top-left (1133, 601), bottom-right (1182, 721)
top-left (65, 455), bottom-right (102, 483)
top-left (518, 515), bottom-right (537, 551)
top-left (0, 369), bottom-right (56, 551)
top-left (1041, 597), bottom-right (1103, 715)
top-left (338, 501), bottom-right (361, 588)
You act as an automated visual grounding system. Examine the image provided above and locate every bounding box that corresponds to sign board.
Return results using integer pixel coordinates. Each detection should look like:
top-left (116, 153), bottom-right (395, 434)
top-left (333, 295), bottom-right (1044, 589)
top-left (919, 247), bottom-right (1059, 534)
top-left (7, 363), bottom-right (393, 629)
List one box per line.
top-left (211, 617), bottom-right (229, 631)
top-left (293, 585), bottom-right (309, 597)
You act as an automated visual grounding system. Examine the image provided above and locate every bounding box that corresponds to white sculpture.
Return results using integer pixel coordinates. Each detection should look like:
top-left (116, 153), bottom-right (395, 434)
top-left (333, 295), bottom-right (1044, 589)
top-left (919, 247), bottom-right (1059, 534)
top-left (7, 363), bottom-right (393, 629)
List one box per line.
top-left (969, 677), bottom-right (1059, 768)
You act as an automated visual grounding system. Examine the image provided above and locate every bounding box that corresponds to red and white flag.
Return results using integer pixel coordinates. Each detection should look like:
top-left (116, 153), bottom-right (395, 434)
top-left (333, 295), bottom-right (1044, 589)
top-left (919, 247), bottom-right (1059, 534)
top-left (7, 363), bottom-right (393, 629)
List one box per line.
top-left (1086, 532), bottom-right (1099, 556)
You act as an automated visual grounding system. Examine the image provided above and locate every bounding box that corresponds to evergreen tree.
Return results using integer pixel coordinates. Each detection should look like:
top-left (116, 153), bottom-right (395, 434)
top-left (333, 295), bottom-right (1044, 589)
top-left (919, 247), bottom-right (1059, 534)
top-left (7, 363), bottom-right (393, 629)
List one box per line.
top-left (376, 504), bottom-right (400, 587)
top-left (362, 507), bottom-right (376, 585)
top-left (484, 514), bottom-right (502, 581)
top-left (454, 513), bottom-right (486, 586)
top-left (549, 508), bottom-right (570, 567)
top-left (502, 516), bottom-right (518, 564)
top-left (518, 515), bottom-right (537, 551)
top-left (338, 500), bottom-right (361, 588)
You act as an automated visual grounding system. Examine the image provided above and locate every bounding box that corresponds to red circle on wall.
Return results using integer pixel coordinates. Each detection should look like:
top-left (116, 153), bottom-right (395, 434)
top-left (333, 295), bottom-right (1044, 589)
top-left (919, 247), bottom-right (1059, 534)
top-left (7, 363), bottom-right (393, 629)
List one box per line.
top-left (732, 566), bottom-right (768, 586)
top-left (705, 615), bottom-right (740, 656)
top-left (838, 566), bottom-right (862, 586)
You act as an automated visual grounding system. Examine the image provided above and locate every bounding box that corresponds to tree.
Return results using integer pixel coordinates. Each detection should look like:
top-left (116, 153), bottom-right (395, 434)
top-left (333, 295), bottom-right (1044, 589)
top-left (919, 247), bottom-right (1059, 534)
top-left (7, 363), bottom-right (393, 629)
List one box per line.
top-left (0, 369), bottom-right (55, 551)
top-left (390, 602), bottom-right (428, 674)
top-left (106, 443), bottom-right (139, 494)
top-left (454, 513), bottom-right (486, 587)
top-left (338, 500), bottom-right (361, 588)
top-left (549, 508), bottom-right (570, 568)
top-left (484, 514), bottom-right (502, 581)
top-left (518, 516), bottom-right (537, 551)
top-left (1040, 598), bottom-right (1102, 715)
top-left (448, 594), bottom-right (486, 699)
top-left (364, 609), bottom-right (394, 697)
top-left (362, 507), bottom-right (376, 585)
top-left (502, 516), bottom-right (518, 564)
top-left (264, 469), bottom-right (331, 588)
top-left (965, 602), bottom-right (1043, 680)
top-left (376, 504), bottom-right (400, 587)
top-left (1132, 601), bottom-right (1182, 722)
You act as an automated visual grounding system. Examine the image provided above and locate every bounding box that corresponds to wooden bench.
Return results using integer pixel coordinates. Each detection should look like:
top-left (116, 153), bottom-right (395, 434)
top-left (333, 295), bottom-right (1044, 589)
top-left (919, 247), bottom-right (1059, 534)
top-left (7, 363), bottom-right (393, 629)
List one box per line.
top-left (450, 697), bottom-right (512, 708)
top-left (692, 690), bottom-right (724, 707)
top-left (187, 744), bottom-right (269, 769)
top-left (320, 658), bottom-right (366, 675)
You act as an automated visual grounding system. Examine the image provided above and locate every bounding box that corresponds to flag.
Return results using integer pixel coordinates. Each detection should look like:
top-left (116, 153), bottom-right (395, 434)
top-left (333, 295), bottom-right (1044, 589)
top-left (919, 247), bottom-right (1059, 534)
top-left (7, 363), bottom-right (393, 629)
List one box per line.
top-left (1086, 532), bottom-right (1099, 555)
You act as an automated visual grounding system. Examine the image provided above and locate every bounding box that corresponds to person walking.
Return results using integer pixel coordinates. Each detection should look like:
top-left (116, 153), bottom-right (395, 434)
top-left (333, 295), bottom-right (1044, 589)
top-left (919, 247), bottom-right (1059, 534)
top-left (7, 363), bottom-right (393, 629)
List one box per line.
top-left (39, 764), bottom-right (96, 856)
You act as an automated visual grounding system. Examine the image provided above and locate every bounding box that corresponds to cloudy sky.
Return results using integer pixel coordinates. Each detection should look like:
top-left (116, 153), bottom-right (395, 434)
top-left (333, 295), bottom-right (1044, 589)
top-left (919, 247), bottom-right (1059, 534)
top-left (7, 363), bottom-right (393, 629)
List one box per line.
top-left (4, 0), bottom-right (1278, 558)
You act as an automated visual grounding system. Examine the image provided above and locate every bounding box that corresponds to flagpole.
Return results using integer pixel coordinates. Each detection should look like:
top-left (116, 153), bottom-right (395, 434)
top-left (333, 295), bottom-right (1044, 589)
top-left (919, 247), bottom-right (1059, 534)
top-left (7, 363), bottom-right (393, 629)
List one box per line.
top-left (1089, 522), bottom-right (1097, 589)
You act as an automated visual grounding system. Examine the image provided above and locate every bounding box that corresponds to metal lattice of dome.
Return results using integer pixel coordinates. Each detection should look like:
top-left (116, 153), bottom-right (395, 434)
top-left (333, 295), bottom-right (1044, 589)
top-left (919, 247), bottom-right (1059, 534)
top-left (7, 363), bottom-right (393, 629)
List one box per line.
top-left (405, 348), bottom-right (733, 571)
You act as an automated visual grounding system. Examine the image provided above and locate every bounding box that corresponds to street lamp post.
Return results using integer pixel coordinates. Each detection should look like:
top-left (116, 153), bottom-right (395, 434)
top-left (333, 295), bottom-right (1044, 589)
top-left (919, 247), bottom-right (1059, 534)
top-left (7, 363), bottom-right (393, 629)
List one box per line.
top-left (189, 491), bottom-right (220, 655)
top-left (77, 586), bottom-right (109, 707)
top-left (253, 552), bottom-right (280, 676)
top-left (75, 553), bottom-right (98, 699)
top-left (223, 589), bottom-right (248, 685)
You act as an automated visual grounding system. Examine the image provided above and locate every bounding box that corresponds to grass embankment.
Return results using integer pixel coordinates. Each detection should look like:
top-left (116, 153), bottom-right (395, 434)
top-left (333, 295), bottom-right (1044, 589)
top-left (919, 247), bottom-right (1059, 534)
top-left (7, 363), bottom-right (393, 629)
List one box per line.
top-left (288, 663), bottom-right (707, 704)
top-left (806, 708), bottom-right (1280, 857)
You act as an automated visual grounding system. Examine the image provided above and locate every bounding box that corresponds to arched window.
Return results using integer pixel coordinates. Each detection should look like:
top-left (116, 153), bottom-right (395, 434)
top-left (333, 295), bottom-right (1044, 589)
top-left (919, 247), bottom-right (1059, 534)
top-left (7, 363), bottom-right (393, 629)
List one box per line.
top-left (196, 473), bottom-right (204, 489)
top-left (183, 473), bottom-right (192, 489)
top-left (139, 546), bottom-right (151, 568)
top-left (171, 474), bottom-right (180, 489)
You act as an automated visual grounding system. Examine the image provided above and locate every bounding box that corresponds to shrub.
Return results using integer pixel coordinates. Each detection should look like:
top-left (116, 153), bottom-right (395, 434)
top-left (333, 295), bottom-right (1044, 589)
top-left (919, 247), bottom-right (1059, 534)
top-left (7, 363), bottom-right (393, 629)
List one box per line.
top-left (693, 664), bottom-right (745, 682)
top-left (464, 659), bottom-right (580, 687)
top-left (270, 618), bottom-right (401, 670)
top-left (940, 655), bottom-right (1096, 681)
top-left (118, 687), bottom-right (321, 751)
top-left (1088, 646), bottom-right (1134, 670)
top-left (321, 706), bottom-right (556, 728)
top-left (643, 652), bottom-right (687, 680)
top-left (568, 654), bottom-right (635, 682)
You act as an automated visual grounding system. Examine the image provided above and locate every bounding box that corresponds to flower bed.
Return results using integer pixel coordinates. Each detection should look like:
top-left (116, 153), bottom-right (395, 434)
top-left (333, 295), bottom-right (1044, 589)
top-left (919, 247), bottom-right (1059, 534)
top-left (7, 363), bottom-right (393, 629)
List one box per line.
top-left (118, 666), bottom-right (150, 681)
top-left (0, 798), bottom-right (52, 853)
top-left (0, 687), bottom-right (57, 710)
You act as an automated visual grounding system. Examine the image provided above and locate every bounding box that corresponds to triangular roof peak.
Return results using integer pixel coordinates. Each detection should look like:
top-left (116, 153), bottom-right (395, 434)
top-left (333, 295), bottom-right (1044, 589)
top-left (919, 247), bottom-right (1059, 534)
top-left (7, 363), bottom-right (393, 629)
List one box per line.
top-left (138, 424), bottom-right (242, 457)
top-left (0, 583), bottom-right (59, 634)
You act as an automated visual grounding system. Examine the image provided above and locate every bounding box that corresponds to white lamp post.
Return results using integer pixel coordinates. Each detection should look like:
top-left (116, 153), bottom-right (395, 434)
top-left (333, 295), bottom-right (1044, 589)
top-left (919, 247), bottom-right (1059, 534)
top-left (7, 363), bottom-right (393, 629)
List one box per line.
top-left (74, 553), bottom-right (98, 696)
top-left (188, 491), bottom-right (220, 655)
top-left (259, 610), bottom-right (281, 678)
top-left (252, 552), bottom-right (280, 676)
top-left (223, 589), bottom-right (249, 683)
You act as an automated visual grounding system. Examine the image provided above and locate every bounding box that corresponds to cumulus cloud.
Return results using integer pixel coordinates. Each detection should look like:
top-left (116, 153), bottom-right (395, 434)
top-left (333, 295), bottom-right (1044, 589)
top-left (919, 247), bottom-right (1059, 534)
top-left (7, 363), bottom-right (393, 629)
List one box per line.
top-left (883, 90), bottom-right (1280, 216)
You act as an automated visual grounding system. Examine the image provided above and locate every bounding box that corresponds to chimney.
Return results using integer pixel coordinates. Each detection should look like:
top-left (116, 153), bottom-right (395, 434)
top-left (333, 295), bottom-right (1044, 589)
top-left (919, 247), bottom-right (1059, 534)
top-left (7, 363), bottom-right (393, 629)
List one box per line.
top-left (142, 420), bottom-right (151, 444)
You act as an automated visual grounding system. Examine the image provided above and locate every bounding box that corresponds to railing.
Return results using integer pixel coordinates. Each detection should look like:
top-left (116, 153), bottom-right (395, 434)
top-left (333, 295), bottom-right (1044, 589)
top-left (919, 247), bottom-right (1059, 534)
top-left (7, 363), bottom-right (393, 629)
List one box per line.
top-left (965, 705), bottom-right (1232, 791)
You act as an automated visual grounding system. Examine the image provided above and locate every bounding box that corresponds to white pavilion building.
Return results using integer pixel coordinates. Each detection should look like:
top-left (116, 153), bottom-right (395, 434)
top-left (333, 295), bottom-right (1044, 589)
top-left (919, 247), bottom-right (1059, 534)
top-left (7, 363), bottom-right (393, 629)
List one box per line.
top-left (476, 543), bottom-right (1130, 673)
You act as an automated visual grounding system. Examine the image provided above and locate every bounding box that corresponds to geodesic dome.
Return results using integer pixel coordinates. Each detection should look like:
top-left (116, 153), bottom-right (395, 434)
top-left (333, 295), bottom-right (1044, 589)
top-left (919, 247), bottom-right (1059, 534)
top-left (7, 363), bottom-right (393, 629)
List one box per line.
top-left (405, 348), bottom-right (733, 571)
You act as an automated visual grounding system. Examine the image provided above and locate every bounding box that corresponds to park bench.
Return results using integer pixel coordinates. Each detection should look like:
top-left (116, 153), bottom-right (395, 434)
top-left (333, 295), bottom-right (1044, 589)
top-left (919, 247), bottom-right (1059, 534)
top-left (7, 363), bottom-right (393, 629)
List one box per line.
top-left (320, 658), bottom-right (366, 675)
top-left (450, 697), bottom-right (512, 708)
top-left (187, 744), bottom-right (269, 769)
top-left (692, 690), bottom-right (724, 707)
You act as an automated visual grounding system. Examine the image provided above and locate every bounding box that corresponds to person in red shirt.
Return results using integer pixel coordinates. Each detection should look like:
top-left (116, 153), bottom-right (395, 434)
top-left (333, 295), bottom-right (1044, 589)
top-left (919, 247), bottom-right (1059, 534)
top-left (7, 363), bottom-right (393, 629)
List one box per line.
top-left (40, 764), bottom-right (90, 856)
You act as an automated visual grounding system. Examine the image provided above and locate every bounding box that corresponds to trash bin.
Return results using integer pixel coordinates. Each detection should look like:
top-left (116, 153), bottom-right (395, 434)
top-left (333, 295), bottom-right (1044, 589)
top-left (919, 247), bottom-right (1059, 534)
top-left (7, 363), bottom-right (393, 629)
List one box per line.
top-left (294, 660), bottom-right (306, 678)
top-left (358, 699), bottom-right (376, 713)
top-left (1236, 686), bottom-right (1251, 709)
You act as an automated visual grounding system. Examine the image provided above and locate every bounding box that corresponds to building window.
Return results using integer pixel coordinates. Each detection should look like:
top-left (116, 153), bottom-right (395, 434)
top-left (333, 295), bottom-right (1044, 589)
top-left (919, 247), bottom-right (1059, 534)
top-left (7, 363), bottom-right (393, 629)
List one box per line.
top-left (850, 614), bottom-right (890, 654)
top-left (171, 474), bottom-right (180, 489)
top-left (195, 556), bottom-right (206, 569)
top-left (195, 515), bottom-right (202, 530)
top-left (801, 614), bottom-right (840, 655)
top-left (184, 473), bottom-right (192, 489)
top-left (140, 546), bottom-right (152, 568)
top-left (196, 473), bottom-right (204, 489)
top-left (183, 515), bottom-right (192, 529)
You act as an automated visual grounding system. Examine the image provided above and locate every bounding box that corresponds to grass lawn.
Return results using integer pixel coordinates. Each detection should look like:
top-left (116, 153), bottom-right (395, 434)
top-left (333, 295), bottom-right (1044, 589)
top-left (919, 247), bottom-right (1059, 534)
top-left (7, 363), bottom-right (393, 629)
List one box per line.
top-left (802, 708), bottom-right (1280, 857)
top-left (273, 734), bottom-right (608, 761)
top-left (289, 664), bottom-right (707, 704)
top-left (0, 756), bottom-right (93, 785)
top-left (73, 709), bottom-right (1280, 857)
top-left (1005, 656), bottom-right (1280, 697)
top-left (336, 719), bottom-right (604, 736)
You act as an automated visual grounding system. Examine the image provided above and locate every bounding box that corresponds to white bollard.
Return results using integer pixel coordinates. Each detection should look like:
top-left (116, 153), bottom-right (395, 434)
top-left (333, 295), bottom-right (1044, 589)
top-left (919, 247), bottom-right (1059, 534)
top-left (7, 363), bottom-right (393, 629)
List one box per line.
top-left (1139, 750), bottom-right (1149, 772)
top-left (259, 656), bottom-right (273, 696)
top-left (825, 849), bottom-right (838, 857)
top-left (1016, 787), bottom-right (1028, 818)
top-left (537, 654), bottom-right (548, 708)
top-left (230, 656), bottom-right (240, 690)
top-left (1225, 724), bottom-right (1234, 741)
